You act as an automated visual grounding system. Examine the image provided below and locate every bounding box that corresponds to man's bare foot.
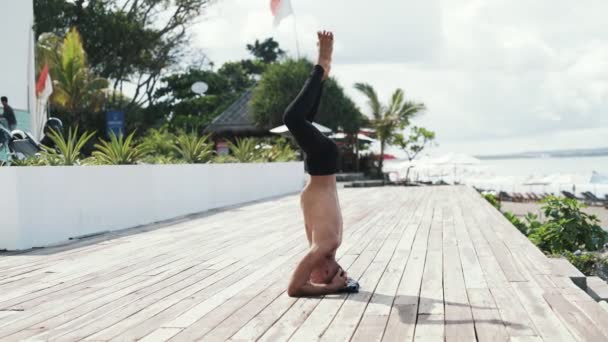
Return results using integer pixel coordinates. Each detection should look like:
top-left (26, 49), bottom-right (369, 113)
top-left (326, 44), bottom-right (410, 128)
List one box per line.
top-left (317, 30), bottom-right (333, 80)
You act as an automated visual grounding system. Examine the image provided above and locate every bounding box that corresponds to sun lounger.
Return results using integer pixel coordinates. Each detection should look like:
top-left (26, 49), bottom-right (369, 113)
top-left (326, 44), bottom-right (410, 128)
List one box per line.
top-left (582, 191), bottom-right (607, 206)
top-left (498, 191), bottom-right (514, 202)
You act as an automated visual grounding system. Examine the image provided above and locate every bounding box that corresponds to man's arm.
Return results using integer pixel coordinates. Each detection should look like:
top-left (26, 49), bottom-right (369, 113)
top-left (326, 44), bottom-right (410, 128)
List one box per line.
top-left (288, 245), bottom-right (340, 297)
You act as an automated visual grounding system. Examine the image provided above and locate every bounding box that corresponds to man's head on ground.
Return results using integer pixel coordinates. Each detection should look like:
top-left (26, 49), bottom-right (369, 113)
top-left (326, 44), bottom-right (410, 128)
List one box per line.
top-left (1, 97), bottom-right (8, 106)
top-left (310, 257), bottom-right (342, 285)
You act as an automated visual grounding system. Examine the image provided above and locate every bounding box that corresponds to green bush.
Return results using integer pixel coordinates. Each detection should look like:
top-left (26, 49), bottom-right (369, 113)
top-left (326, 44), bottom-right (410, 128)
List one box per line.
top-left (212, 154), bottom-right (237, 163)
top-left (483, 193), bottom-right (501, 210)
top-left (9, 157), bottom-right (48, 167)
top-left (527, 196), bottom-right (608, 254)
top-left (503, 212), bottom-right (542, 237)
top-left (139, 128), bottom-right (178, 159)
top-left (140, 155), bottom-right (181, 165)
top-left (261, 137), bottom-right (298, 162)
top-left (503, 212), bottom-right (527, 235)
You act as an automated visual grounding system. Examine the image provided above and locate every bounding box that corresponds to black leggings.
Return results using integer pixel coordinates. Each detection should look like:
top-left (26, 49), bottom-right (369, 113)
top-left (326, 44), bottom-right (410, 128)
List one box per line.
top-left (283, 65), bottom-right (339, 176)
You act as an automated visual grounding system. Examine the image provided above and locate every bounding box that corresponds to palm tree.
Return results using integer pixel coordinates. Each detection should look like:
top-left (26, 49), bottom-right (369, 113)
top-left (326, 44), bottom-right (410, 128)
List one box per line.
top-left (42, 28), bottom-right (108, 127)
top-left (354, 83), bottom-right (426, 177)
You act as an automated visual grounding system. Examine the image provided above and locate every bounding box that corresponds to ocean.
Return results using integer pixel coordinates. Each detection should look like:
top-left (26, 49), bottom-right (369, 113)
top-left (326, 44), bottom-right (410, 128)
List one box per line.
top-left (482, 156), bottom-right (608, 179)
top-left (470, 156), bottom-right (608, 197)
top-left (385, 155), bottom-right (608, 197)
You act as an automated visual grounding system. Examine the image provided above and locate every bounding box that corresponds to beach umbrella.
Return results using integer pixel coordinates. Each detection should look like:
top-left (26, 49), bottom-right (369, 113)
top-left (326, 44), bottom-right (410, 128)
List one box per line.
top-left (591, 171), bottom-right (608, 184)
top-left (429, 153), bottom-right (482, 183)
top-left (269, 122), bottom-right (333, 137)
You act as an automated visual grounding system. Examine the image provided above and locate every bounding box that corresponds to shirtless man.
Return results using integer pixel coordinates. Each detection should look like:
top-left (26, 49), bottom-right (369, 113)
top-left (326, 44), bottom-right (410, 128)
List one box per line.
top-left (283, 31), bottom-right (358, 297)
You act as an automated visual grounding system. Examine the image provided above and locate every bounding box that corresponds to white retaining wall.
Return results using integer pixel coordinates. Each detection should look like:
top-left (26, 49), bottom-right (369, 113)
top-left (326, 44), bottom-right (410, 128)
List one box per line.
top-left (0, 162), bottom-right (305, 250)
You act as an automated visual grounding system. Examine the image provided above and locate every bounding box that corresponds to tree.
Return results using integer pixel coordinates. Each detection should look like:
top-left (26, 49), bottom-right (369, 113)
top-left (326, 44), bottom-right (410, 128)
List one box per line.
top-left (148, 62), bottom-right (255, 132)
top-left (354, 83), bottom-right (425, 176)
top-left (41, 28), bottom-right (108, 128)
top-left (251, 59), bottom-right (365, 133)
top-left (247, 38), bottom-right (286, 64)
top-left (34, 0), bottom-right (215, 110)
top-left (394, 126), bottom-right (436, 183)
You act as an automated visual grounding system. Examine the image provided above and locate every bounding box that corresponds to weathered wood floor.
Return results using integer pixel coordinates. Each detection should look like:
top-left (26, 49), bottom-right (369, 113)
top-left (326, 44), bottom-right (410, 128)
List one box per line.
top-left (1, 186), bottom-right (608, 341)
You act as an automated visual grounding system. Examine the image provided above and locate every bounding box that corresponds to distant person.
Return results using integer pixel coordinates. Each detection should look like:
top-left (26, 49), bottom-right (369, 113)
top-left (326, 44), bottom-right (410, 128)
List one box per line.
top-left (0, 96), bottom-right (17, 131)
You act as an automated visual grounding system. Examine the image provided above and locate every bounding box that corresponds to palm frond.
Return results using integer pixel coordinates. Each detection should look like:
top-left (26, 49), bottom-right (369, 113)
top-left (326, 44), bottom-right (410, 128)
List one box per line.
top-left (354, 83), bottom-right (382, 119)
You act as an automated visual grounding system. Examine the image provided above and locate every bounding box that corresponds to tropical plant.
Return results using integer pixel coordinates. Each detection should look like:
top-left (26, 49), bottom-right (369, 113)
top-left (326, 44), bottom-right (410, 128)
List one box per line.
top-left (212, 154), bottom-right (237, 163)
top-left (9, 157), bottom-right (48, 167)
top-left (483, 193), bottom-right (501, 210)
top-left (354, 83), bottom-right (426, 176)
top-left (394, 126), bottom-right (436, 183)
top-left (503, 212), bottom-right (541, 236)
top-left (40, 127), bottom-right (95, 166)
top-left (263, 137), bottom-right (298, 162)
top-left (527, 196), bottom-right (608, 253)
top-left (139, 128), bottom-right (178, 159)
top-left (92, 132), bottom-right (148, 165)
top-left (43, 28), bottom-right (108, 127)
top-left (173, 133), bottom-right (214, 164)
top-left (228, 138), bottom-right (262, 163)
top-left (140, 155), bottom-right (181, 165)
top-left (503, 212), bottom-right (527, 235)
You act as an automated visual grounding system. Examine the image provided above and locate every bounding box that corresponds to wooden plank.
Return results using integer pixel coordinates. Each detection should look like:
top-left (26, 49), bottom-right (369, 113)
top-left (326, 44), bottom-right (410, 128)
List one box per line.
top-left (348, 195), bottom-right (428, 342)
top-left (466, 288), bottom-right (509, 342)
top-left (543, 292), bottom-right (608, 341)
top-left (568, 297), bottom-right (608, 338)
top-left (489, 286), bottom-right (538, 337)
top-left (549, 258), bottom-right (586, 290)
top-left (228, 195), bottom-right (396, 342)
top-left (383, 190), bottom-right (435, 341)
top-left (452, 198), bottom-right (487, 290)
top-left (3, 186), bottom-right (604, 341)
top-left (20, 216), bottom-right (313, 340)
top-left (512, 283), bottom-right (575, 342)
top-left (443, 286), bottom-right (475, 342)
top-left (316, 193), bottom-right (419, 342)
top-left (139, 328), bottom-right (182, 342)
top-left (586, 276), bottom-right (608, 302)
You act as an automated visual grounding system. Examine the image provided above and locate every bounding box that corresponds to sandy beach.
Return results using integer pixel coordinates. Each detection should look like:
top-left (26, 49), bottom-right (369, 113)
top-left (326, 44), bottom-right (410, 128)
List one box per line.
top-left (501, 201), bottom-right (608, 230)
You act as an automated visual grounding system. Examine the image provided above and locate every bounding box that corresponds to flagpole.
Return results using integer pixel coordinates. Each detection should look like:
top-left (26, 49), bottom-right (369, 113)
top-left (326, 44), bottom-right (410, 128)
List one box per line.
top-left (292, 8), bottom-right (301, 59)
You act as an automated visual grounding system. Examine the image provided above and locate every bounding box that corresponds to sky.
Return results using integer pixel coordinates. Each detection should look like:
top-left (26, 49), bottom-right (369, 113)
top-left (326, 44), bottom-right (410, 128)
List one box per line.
top-left (190, 0), bottom-right (608, 156)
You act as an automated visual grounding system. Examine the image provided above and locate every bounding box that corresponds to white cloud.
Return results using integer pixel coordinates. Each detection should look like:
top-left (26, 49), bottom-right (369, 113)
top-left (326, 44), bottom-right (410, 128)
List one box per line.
top-left (192, 0), bottom-right (608, 154)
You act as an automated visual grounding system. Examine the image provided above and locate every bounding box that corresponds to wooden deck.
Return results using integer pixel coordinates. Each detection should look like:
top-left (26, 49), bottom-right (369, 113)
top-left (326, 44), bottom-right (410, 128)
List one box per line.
top-left (1, 186), bottom-right (608, 341)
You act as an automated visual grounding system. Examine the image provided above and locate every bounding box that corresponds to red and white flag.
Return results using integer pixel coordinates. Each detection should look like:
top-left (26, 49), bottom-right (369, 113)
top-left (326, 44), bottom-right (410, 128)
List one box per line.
top-left (33, 64), bottom-right (53, 139)
top-left (271, 0), bottom-right (294, 27)
top-left (36, 64), bottom-right (53, 102)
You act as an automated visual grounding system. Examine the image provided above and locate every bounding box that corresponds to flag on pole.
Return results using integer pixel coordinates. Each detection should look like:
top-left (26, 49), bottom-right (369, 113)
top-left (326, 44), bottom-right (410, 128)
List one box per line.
top-left (33, 64), bottom-right (53, 140)
top-left (36, 64), bottom-right (53, 100)
top-left (271, 0), bottom-right (294, 27)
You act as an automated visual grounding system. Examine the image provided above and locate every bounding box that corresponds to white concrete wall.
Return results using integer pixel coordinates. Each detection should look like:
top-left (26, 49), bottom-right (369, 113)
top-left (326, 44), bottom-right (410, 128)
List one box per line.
top-left (0, 1), bottom-right (35, 113)
top-left (0, 162), bottom-right (305, 250)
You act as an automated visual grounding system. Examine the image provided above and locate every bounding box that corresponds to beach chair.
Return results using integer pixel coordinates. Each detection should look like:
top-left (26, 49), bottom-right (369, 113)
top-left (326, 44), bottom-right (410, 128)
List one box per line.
top-left (513, 193), bottom-right (526, 202)
top-left (498, 191), bottom-right (514, 202)
top-left (561, 191), bottom-right (585, 201)
top-left (582, 192), bottom-right (607, 206)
